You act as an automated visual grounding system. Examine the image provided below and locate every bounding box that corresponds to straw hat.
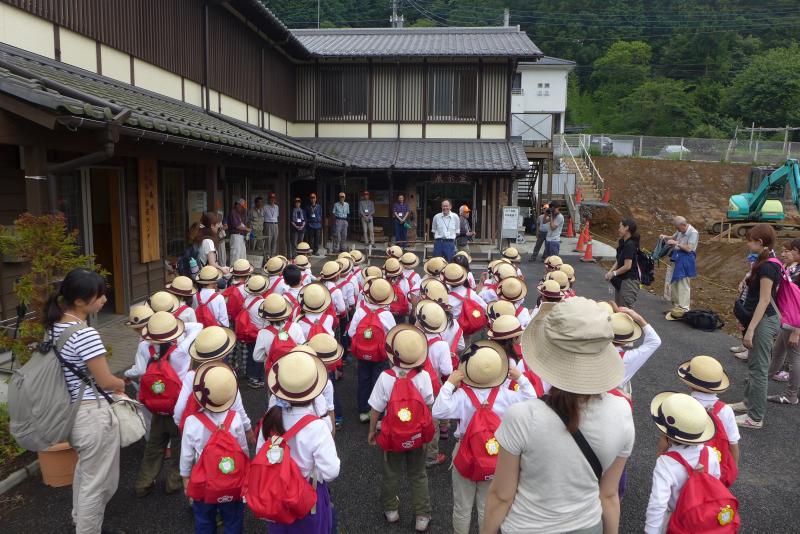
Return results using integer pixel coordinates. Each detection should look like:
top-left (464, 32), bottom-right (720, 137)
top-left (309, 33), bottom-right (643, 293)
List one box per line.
top-left (319, 260), bottom-right (341, 281)
top-left (258, 293), bottom-right (293, 322)
top-left (423, 256), bottom-right (447, 276)
top-left (196, 265), bottom-right (222, 285)
top-left (497, 277), bottom-right (528, 302)
top-left (264, 256), bottom-right (288, 276)
top-left (193, 361), bottom-right (238, 413)
top-left (665, 307), bottom-right (685, 321)
top-left (336, 257), bottom-right (353, 275)
top-left (537, 279), bottom-right (563, 300)
top-left (487, 299), bottom-right (516, 320)
top-left (400, 252), bottom-right (420, 269)
top-left (362, 265), bottom-right (384, 281)
top-left (244, 275), bottom-right (269, 295)
top-left (488, 258), bottom-right (511, 271)
top-left (454, 250), bottom-right (472, 263)
top-left (491, 261), bottom-right (518, 282)
top-left (546, 270), bottom-right (571, 291)
top-left (421, 279), bottom-right (450, 307)
top-left (416, 300), bottom-right (448, 334)
top-left (460, 340), bottom-right (509, 388)
top-left (299, 282), bottom-right (332, 313)
top-left (442, 263), bottom-right (467, 286)
top-left (267, 348), bottom-right (328, 403)
top-left (487, 315), bottom-right (524, 341)
top-left (296, 242), bottom-right (312, 255)
top-left (677, 355), bottom-right (730, 393)
top-left (294, 255), bottom-right (310, 270)
top-left (609, 312), bottom-right (642, 344)
top-left (386, 325), bottom-right (428, 369)
top-left (337, 251), bottom-right (353, 261)
top-left (386, 245), bottom-right (403, 259)
top-left (149, 291), bottom-right (179, 313)
top-left (559, 263), bottom-right (576, 283)
top-left (166, 275), bottom-right (197, 297)
top-left (189, 326), bottom-right (237, 362)
top-left (650, 392), bottom-right (716, 445)
top-left (141, 311), bottom-right (186, 344)
top-left (364, 277), bottom-right (395, 306)
top-left (502, 247), bottom-right (522, 263)
top-left (125, 304), bottom-right (154, 329)
top-left (520, 297), bottom-right (624, 394)
top-left (350, 249), bottom-right (366, 264)
top-left (306, 333), bottom-right (343, 368)
top-left (544, 255), bottom-right (564, 270)
top-left (231, 258), bottom-right (254, 277)
top-left (383, 257), bottom-right (403, 278)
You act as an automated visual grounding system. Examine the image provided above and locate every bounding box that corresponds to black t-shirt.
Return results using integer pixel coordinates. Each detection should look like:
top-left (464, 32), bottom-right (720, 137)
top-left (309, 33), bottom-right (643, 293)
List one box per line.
top-left (744, 261), bottom-right (781, 316)
top-left (616, 238), bottom-right (639, 280)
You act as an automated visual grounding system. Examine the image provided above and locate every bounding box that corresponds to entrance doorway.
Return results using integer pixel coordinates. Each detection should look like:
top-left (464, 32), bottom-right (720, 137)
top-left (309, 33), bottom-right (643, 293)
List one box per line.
top-left (88, 169), bottom-right (125, 316)
top-left (420, 182), bottom-right (476, 239)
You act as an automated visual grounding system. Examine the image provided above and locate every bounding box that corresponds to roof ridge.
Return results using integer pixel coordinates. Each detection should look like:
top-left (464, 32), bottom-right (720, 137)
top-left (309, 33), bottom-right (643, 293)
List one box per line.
top-left (292, 26), bottom-right (522, 34)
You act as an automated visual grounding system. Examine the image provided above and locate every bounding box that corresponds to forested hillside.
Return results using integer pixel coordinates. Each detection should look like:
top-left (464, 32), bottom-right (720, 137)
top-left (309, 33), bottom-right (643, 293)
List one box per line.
top-left (262, 0), bottom-right (800, 138)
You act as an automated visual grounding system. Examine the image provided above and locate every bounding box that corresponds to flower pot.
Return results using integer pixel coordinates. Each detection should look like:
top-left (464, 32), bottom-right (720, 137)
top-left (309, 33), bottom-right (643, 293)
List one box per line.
top-left (37, 442), bottom-right (78, 487)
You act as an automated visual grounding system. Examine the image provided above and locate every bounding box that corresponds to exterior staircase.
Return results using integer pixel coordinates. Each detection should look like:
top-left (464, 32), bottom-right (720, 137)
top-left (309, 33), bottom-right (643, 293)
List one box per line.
top-left (562, 157), bottom-right (602, 201)
top-left (557, 134), bottom-right (606, 203)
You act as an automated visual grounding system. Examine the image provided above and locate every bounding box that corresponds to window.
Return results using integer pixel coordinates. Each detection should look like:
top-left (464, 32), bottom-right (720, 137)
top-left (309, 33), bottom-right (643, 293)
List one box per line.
top-left (427, 66), bottom-right (477, 122)
top-left (511, 72), bottom-right (523, 95)
top-left (544, 82), bottom-right (550, 96)
top-left (319, 66), bottom-right (368, 121)
top-left (537, 82), bottom-right (543, 96)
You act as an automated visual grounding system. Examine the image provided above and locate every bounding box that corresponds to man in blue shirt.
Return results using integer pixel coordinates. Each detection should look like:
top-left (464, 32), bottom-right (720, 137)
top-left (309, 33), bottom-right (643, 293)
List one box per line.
top-left (305, 192), bottom-right (323, 256)
top-left (332, 192), bottom-right (350, 252)
top-left (289, 196), bottom-right (307, 257)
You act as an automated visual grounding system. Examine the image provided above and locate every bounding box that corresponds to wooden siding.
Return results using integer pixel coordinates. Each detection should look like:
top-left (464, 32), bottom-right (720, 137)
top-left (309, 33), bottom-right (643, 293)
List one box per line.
top-left (427, 65), bottom-right (478, 122)
top-left (481, 63), bottom-right (508, 123)
top-left (263, 45), bottom-right (295, 120)
top-left (319, 65), bottom-right (368, 121)
top-left (399, 65), bottom-right (423, 122)
top-left (295, 65), bottom-right (315, 122)
top-left (372, 64), bottom-right (396, 122)
top-left (0, 145), bottom-right (26, 319)
top-left (207, 4), bottom-right (260, 107)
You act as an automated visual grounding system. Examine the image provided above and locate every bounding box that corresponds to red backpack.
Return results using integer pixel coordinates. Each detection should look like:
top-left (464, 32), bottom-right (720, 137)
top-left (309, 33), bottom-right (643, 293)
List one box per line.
top-left (451, 290), bottom-right (488, 335)
top-left (139, 345), bottom-right (182, 415)
top-left (235, 297), bottom-right (261, 343)
top-left (510, 356), bottom-right (546, 398)
top-left (449, 326), bottom-right (464, 371)
top-left (264, 324), bottom-right (298, 370)
top-left (707, 401), bottom-right (738, 488)
top-left (298, 313), bottom-right (330, 340)
top-left (196, 292), bottom-right (222, 327)
top-left (186, 411), bottom-right (250, 504)
top-left (178, 391), bottom-right (201, 432)
top-left (284, 292), bottom-right (300, 317)
top-left (389, 278), bottom-right (409, 315)
top-left (664, 447), bottom-right (739, 534)
top-left (350, 303), bottom-right (388, 362)
top-left (223, 283), bottom-right (246, 323)
top-left (453, 386), bottom-right (502, 481)
top-left (423, 337), bottom-right (444, 396)
top-left (245, 415), bottom-right (319, 523)
top-left (173, 304), bottom-right (190, 321)
top-left (376, 369), bottom-right (434, 452)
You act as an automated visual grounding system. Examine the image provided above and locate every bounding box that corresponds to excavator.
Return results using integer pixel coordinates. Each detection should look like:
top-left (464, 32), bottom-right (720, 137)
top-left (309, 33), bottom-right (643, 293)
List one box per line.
top-left (712, 159), bottom-right (800, 237)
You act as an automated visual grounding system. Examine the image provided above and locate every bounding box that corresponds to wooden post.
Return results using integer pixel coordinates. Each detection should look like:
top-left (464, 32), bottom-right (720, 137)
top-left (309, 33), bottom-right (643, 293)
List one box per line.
top-left (205, 164), bottom-right (218, 214)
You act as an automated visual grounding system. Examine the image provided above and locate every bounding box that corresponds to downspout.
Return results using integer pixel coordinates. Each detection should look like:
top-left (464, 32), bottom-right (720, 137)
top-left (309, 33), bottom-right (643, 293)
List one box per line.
top-left (203, 1), bottom-right (211, 112)
top-left (47, 109), bottom-right (130, 175)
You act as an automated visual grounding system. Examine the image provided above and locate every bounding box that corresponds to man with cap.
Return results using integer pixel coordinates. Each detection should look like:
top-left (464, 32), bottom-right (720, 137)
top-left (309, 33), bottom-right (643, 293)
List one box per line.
top-left (432, 199), bottom-right (460, 261)
top-left (306, 192), bottom-right (324, 256)
top-left (289, 196), bottom-right (307, 257)
top-left (359, 190), bottom-right (375, 246)
top-left (456, 205), bottom-right (475, 253)
top-left (528, 204), bottom-right (550, 262)
top-left (264, 192), bottom-right (280, 258)
top-left (332, 191), bottom-right (350, 253)
top-left (227, 198), bottom-right (251, 265)
top-left (249, 196), bottom-right (267, 253)
top-left (542, 201), bottom-right (564, 263)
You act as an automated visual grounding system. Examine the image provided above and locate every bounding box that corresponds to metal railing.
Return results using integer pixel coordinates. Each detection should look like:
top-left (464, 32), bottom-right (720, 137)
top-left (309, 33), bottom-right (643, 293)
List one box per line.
top-left (557, 135), bottom-right (589, 187)
top-left (564, 182), bottom-right (580, 227)
top-left (578, 135), bottom-right (605, 191)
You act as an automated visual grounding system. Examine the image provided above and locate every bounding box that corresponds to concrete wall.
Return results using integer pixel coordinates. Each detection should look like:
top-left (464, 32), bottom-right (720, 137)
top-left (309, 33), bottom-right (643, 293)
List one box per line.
top-left (511, 66), bottom-right (569, 119)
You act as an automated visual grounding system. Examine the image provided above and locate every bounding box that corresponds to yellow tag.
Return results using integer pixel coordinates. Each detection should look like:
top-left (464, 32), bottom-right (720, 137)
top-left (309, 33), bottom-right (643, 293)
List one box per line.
top-left (717, 505), bottom-right (734, 526)
top-left (472, 309), bottom-right (481, 319)
top-left (398, 407), bottom-right (412, 422)
top-left (513, 383), bottom-right (520, 392)
top-left (485, 437), bottom-right (500, 456)
top-left (712, 446), bottom-right (722, 463)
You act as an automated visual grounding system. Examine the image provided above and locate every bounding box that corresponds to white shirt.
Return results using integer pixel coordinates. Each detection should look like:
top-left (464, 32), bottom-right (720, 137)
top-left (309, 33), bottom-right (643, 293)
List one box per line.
top-left (368, 366), bottom-right (435, 412)
top-left (690, 391), bottom-right (740, 444)
top-left (347, 302), bottom-right (396, 338)
top-left (179, 409), bottom-right (249, 477)
top-left (193, 287), bottom-right (230, 327)
top-left (264, 203), bottom-right (279, 223)
top-left (243, 295), bottom-right (267, 331)
top-left (424, 333), bottom-right (454, 377)
top-left (252, 321), bottom-right (306, 363)
top-left (199, 238), bottom-right (216, 266)
top-left (324, 281), bottom-right (347, 316)
top-left (266, 275), bottom-right (287, 296)
top-left (441, 321), bottom-right (466, 354)
top-left (255, 404), bottom-right (340, 482)
top-left (125, 322), bottom-right (203, 380)
top-left (449, 285), bottom-right (487, 321)
top-left (432, 380), bottom-right (536, 438)
top-left (467, 271), bottom-right (476, 289)
top-left (403, 269), bottom-right (421, 295)
top-left (173, 369), bottom-right (251, 431)
top-left (296, 311), bottom-right (335, 338)
top-left (300, 269), bottom-right (316, 286)
top-left (334, 276), bottom-right (356, 309)
top-left (514, 303), bottom-right (532, 328)
top-left (645, 444), bottom-right (721, 534)
top-left (175, 305), bottom-right (197, 324)
top-left (479, 285), bottom-right (499, 305)
top-left (267, 392), bottom-right (333, 433)
top-left (432, 211), bottom-right (460, 240)
top-left (618, 324), bottom-right (662, 388)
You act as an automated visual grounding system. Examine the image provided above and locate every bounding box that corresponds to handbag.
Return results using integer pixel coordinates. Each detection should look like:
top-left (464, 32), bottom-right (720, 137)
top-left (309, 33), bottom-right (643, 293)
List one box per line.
top-left (111, 394), bottom-right (147, 447)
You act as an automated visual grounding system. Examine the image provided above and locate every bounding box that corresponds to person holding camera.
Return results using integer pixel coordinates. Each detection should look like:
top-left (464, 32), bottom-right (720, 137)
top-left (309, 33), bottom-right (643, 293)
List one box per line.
top-left (456, 205), bottom-right (475, 252)
top-left (528, 204), bottom-right (550, 262)
top-left (542, 202), bottom-right (565, 262)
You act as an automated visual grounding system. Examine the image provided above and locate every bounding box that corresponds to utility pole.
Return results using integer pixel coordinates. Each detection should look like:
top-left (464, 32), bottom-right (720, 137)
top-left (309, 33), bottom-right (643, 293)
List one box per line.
top-left (390, 0), bottom-right (404, 28)
top-left (317, 0), bottom-right (320, 28)
top-left (503, 8), bottom-right (510, 27)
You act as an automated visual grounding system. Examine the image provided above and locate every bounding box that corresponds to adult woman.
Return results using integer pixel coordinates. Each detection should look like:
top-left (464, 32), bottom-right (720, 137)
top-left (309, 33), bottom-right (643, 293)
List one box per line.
top-left (45, 268), bottom-right (126, 533)
top-left (768, 238), bottom-right (800, 404)
top-left (193, 211), bottom-right (230, 275)
top-left (731, 224), bottom-right (781, 428)
top-left (482, 297), bottom-right (635, 534)
top-left (393, 194), bottom-right (410, 248)
top-left (605, 219), bottom-right (640, 308)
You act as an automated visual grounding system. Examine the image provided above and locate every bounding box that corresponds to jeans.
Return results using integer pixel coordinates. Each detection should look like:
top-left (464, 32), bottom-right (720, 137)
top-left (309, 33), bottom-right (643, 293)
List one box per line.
top-left (394, 220), bottom-right (408, 248)
top-left (543, 240), bottom-right (560, 261)
top-left (192, 500), bottom-right (243, 534)
top-left (433, 238), bottom-right (456, 261)
top-left (769, 327), bottom-right (800, 401)
top-left (357, 359), bottom-right (388, 414)
top-left (264, 223), bottom-right (278, 257)
top-left (530, 231), bottom-right (548, 260)
top-left (333, 220), bottom-right (348, 252)
top-left (362, 218), bottom-right (374, 244)
top-left (745, 312), bottom-right (780, 421)
top-left (381, 448), bottom-right (431, 515)
top-left (244, 342), bottom-right (263, 382)
top-left (289, 228), bottom-right (305, 257)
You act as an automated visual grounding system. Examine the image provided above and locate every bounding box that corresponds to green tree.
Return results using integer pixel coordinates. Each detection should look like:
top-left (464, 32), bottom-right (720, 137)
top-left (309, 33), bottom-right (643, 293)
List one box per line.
top-left (591, 41), bottom-right (652, 96)
top-left (617, 78), bottom-right (700, 135)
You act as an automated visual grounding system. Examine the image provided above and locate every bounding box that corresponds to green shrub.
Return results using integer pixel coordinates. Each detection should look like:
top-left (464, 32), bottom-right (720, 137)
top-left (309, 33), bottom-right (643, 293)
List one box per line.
top-left (0, 402), bottom-right (25, 464)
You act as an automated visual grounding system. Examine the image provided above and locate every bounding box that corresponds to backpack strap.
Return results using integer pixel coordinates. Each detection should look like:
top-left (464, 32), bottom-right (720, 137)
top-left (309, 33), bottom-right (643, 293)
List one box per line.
top-left (712, 400), bottom-right (725, 416)
top-left (174, 305), bottom-right (189, 318)
top-left (147, 343), bottom-right (178, 363)
top-left (450, 327), bottom-right (463, 353)
top-left (281, 414), bottom-right (319, 442)
top-left (543, 395), bottom-right (603, 480)
top-left (54, 322), bottom-right (88, 353)
top-left (426, 336), bottom-right (443, 347)
top-left (52, 322), bottom-right (114, 405)
top-left (384, 368), bottom-right (397, 378)
top-left (222, 409), bottom-right (236, 431)
top-left (245, 296), bottom-right (260, 310)
top-left (663, 450), bottom-right (695, 476)
top-left (462, 385), bottom-right (500, 411)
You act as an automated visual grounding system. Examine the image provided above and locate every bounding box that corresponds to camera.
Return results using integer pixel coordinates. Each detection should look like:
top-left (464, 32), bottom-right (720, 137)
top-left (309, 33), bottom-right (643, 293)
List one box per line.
top-left (545, 208), bottom-right (552, 215)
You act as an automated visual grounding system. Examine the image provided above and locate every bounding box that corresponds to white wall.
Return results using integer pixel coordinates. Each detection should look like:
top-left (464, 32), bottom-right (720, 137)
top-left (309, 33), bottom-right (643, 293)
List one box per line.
top-left (511, 67), bottom-right (570, 115)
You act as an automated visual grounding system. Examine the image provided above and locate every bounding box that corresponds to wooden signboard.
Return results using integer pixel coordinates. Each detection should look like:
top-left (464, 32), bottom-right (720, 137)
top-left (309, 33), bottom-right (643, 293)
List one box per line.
top-left (138, 158), bottom-right (161, 263)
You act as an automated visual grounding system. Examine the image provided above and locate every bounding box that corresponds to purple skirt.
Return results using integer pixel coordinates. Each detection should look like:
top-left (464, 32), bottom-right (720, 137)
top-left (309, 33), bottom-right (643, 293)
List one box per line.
top-left (267, 482), bottom-right (332, 534)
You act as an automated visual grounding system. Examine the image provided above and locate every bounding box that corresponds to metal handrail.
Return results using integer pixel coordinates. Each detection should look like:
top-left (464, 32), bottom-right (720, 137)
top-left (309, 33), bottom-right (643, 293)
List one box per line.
top-left (560, 135), bottom-right (588, 186)
top-left (578, 135), bottom-right (605, 190)
top-left (563, 182), bottom-right (580, 227)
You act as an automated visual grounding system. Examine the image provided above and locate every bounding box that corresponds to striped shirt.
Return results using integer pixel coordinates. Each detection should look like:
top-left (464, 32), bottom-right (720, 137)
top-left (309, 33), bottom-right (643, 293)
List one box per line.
top-left (52, 322), bottom-right (108, 402)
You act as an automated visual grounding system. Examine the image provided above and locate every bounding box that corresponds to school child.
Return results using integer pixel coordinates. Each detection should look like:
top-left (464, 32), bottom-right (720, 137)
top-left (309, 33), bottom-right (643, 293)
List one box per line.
top-left (253, 294), bottom-right (306, 371)
top-left (545, 270), bottom-right (571, 297)
top-left (559, 263), bottom-right (577, 297)
top-left (133, 312), bottom-right (202, 497)
top-left (432, 341), bottom-right (536, 534)
top-left (320, 260), bottom-right (347, 319)
top-left (295, 241), bottom-right (312, 256)
top-left (645, 392), bottom-right (726, 534)
top-left (349, 249), bottom-right (366, 286)
top-left (148, 290), bottom-right (181, 316)
top-left (123, 303), bottom-right (154, 435)
top-left (543, 255), bottom-right (563, 273)
top-left (386, 244), bottom-right (403, 259)
top-left (419, 284), bottom-right (465, 362)
top-left (263, 256), bottom-right (288, 297)
top-left (237, 275), bottom-right (269, 389)
top-left (487, 315), bottom-right (548, 397)
top-left (256, 349), bottom-right (340, 533)
top-left (444, 264), bottom-right (488, 334)
top-left (610, 308), bottom-right (661, 396)
top-left (368, 325), bottom-right (434, 532)
top-left (487, 299), bottom-right (517, 323)
top-left (532, 279), bottom-right (564, 318)
top-left (453, 252), bottom-right (476, 288)
top-left (335, 256), bottom-right (358, 312)
top-left (477, 260), bottom-right (515, 304)
top-left (296, 282), bottom-right (336, 339)
top-left (180, 362), bottom-right (249, 534)
top-left (222, 259), bottom-right (253, 324)
top-left (501, 246), bottom-right (524, 278)
top-left (293, 254), bottom-right (315, 286)
top-left (306, 333), bottom-right (344, 430)
top-left (415, 301), bottom-right (453, 464)
top-left (384, 257), bottom-right (411, 322)
top-left (355, 265), bottom-right (384, 308)
top-left (496, 277), bottom-right (532, 328)
top-left (674, 355), bottom-right (740, 487)
top-left (281, 264), bottom-right (304, 316)
top-left (193, 266), bottom-right (229, 327)
top-left (421, 256), bottom-right (447, 284)
top-left (401, 252), bottom-right (422, 299)
top-left (349, 277), bottom-right (397, 423)
top-left (164, 277), bottom-right (200, 323)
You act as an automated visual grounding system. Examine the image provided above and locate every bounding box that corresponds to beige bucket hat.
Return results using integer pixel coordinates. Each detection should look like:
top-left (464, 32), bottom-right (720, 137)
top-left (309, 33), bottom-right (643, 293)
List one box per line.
top-left (492, 261), bottom-right (519, 282)
top-left (267, 347), bottom-right (328, 403)
top-left (537, 279), bottom-right (564, 300)
top-left (610, 312), bottom-right (643, 343)
top-left (416, 300), bottom-right (448, 334)
top-left (487, 315), bottom-right (524, 341)
top-left (423, 256), bottom-right (447, 277)
top-left (350, 249), bottom-right (366, 265)
top-left (319, 260), bottom-right (342, 281)
top-left (264, 256), bottom-right (288, 276)
top-left (231, 258), bottom-right (254, 277)
top-left (362, 265), bottom-right (384, 281)
top-left (520, 297), bottom-right (624, 394)
top-left (502, 247), bottom-right (522, 263)
top-left (259, 293), bottom-right (293, 322)
top-left (193, 361), bottom-right (238, 413)
top-left (294, 255), bottom-right (310, 270)
top-left (665, 306), bottom-right (685, 321)
top-left (487, 299), bottom-right (516, 320)
top-left (544, 255), bottom-right (563, 271)
top-left (166, 275), bottom-right (197, 297)
top-left (364, 277), bottom-right (395, 306)
top-left (386, 245), bottom-right (403, 259)
top-left (442, 263), bottom-right (467, 286)
top-left (497, 277), bottom-right (528, 302)
top-left (196, 265), bottom-right (222, 285)
top-left (296, 242), bottom-right (312, 255)
top-left (650, 391), bottom-right (716, 445)
top-left (244, 274), bottom-right (269, 295)
top-left (400, 252), bottom-right (420, 269)
top-left (386, 324), bottom-right (428, 369)
top-left (125, 303), bottom-right (154, 329)
top-left (141, 311), bottom-right (186, 344)
top-left (148, 291), bottom-right (179, 313)
top-left (305, 333), bottom-right (344, 368)
top-left (189, 326), bottom-right (237, 363)
top-left (299, 282), bottom-right (332, 313)
top-left (677, 355), bottom-right (730, 393)
top-left (420, 279), bottom-right (450, 307)
top-left (559, 263), bottom-right (576, 283)
top-left (460, 340), bottom-right (509, 388)
top-left (383, 257), bottom-right (403, 277)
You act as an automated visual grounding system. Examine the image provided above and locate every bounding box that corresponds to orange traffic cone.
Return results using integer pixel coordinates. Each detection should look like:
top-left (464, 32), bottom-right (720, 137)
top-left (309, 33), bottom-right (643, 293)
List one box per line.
top-left (580, 238), bottom-right (596, 262)
top-left (602, 188), bottom-right (611, 203)
top-left (566, 217), bottom-right (575, 238)
top-left (575, 188), bottom-right (583, 204)
top-left (574, 225), bottom-right (587, 252)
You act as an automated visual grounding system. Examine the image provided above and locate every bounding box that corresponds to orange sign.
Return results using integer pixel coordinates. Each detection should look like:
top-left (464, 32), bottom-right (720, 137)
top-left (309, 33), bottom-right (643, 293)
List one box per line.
top-left (138, 158), bottom-right (161, 263)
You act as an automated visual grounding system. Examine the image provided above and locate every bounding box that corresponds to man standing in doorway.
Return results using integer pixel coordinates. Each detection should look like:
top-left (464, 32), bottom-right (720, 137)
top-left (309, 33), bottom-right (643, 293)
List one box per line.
top-left (661, 215), bottom-right (699, 311)
top-left (359, 190), bottom-right (375, 246)
top-left (332, 191), bottom-right (350, 252)
top-left (306, 192), bottom-right (323, 255)
top-left (431, 199), bottom-right (459, 261)
top-left (249, 196), bottom-right (266, 253)
top-left (542, 202), bottom-right (565, 262)
top-left (263, 192), bottom-right (279, 257)
top-left (456, 205), bottom-right (475, 252)
top-left (289, 196), bottom-right (306, 257)
top-left (228, 198), bottom-right (250, 265)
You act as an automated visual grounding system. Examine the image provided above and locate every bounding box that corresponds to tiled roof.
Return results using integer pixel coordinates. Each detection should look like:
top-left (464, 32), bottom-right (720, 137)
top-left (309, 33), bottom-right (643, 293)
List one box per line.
top-left (0, 44), bottom-right (344, 168)
top-left (292, 27), bottom-right (542, 58)
top-left (519, 56), bottom-right (576, 67)
top-left (300, 138), bottom-right (530, 172)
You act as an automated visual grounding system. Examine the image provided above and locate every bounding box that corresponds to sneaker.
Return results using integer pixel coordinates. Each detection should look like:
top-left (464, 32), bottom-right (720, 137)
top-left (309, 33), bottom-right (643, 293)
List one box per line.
top-left (735, 413), bottom-right (763, 428)
top-left (384, 510), bottom-right (400, 523)
top-left (335, 416), bottom-right (343, 429)
top-left (359, 412), bottom-right (370, 423)
top-left (415, 516), bottom-right (431, 532)
top-left (772, 371), bottom-right (790, 382)
top-left (728, 401), bottom-right (748, 412)
top-left (439, 425), bottom-right (449, 440)
top-left (768, 394), bottom-right (799, 405)
top-left (730, 345), bottom-right (747, 353)
top-left (734, 350), bottom-right (749, 361)
top-left (425, 453), bottom-right (446, 467)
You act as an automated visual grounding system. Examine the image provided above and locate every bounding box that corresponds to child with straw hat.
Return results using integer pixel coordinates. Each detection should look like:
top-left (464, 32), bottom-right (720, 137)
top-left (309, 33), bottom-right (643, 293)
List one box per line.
top-left (487, 315), bottom-right (548, 398)
top-left (239, 275), bottom-right (269, 389)
top-left (192, 266), bottom-right (229, 327)
top-left (295, 282), bottom-right (336, 340)
top-left (558, 264), bottom-right (577, 297)
top-left (497, 277), bottom-right (532, 328)
top-left (165, 275), bottom-right (199, 323)
top-left (422, 256), bottom-right (447, 283)
top-left (122, 303), bottom-right (155, 436)
top-left (221, 259), bottom-right (252, 325)
top-left (280, 264), bottom-right (304, 317)
top-left (293, 254), bottom-right (316, 286)
top-left (319, 260), bottom-right (348, 319)
top-left (401, 252), bottom-right (422, 302)
top-left (263, 255), bottom-right (289, 297)
top-left (444, 263), bottom-right (488, 328)
top-left (306, 333), bottom-right (345, 430)
top-left (253, 294), bottom-right (307, 371)
top-left (609, 307), bottom-right (661, 397)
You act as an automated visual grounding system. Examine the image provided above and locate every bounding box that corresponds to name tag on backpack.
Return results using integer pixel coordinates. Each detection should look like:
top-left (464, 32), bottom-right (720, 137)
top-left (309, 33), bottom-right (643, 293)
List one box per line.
top-left (267, 445), bottom-right (284, 465)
